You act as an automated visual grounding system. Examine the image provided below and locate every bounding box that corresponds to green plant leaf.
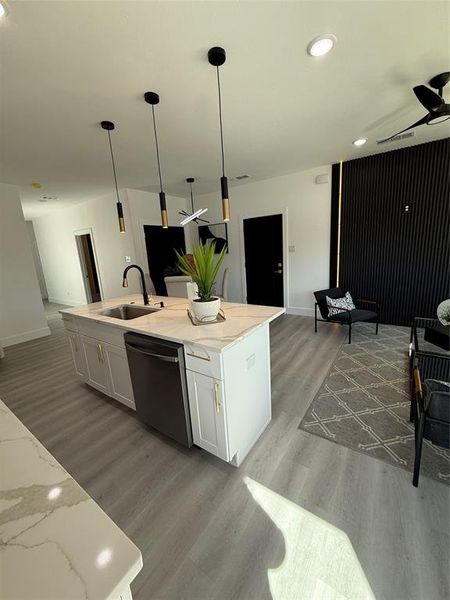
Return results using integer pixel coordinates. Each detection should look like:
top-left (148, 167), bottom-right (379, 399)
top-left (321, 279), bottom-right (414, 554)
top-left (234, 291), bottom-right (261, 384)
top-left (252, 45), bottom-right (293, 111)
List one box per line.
top-left (175, 241), bottom-right (227, 301)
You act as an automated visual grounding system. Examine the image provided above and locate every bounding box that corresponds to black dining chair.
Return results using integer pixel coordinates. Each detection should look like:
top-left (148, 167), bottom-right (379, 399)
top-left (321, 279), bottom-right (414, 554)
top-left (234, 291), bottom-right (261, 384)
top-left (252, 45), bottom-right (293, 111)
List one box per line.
top-left (412, 363), bottom-right (450, 487)
top-left (313, 287), bottom-right (380, 344)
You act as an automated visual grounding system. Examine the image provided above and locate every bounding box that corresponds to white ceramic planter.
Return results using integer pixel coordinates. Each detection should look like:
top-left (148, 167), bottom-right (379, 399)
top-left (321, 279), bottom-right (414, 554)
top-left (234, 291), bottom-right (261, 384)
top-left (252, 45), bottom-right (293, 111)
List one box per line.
top-left (191, 297), bottom-right (221, 322)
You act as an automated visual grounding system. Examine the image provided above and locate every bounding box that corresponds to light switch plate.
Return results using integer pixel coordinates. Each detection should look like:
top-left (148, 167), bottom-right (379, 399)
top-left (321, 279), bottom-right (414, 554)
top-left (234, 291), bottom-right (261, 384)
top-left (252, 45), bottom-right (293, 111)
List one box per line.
top-left (125, 256), bottom-right (132, 263)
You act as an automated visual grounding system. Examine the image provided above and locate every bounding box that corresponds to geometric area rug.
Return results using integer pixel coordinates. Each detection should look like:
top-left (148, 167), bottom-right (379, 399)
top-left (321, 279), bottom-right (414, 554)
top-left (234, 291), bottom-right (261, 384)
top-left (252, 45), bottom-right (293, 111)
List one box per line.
top-left (299, 322), bottom-right (449, 485)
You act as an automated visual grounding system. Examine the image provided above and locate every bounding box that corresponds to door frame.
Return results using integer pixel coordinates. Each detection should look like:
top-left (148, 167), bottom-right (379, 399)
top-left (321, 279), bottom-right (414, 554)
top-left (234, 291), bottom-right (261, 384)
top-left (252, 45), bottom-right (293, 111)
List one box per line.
top-left (74, 228), bottom-right (104, 303)
top-left (239, 208), bottom-right (289, 307)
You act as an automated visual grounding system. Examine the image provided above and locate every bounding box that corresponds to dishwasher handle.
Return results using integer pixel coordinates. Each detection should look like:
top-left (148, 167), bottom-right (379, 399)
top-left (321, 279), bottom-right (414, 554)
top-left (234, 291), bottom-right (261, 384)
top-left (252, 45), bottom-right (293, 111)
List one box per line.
top-left (126, 344), bottom-right (179, 363)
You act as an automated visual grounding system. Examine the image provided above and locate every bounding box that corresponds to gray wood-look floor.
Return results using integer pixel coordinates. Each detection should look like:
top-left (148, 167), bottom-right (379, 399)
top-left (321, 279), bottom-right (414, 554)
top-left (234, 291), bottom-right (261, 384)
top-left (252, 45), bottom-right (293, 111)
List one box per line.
top-left (1, 307), bottom-right (449, 600)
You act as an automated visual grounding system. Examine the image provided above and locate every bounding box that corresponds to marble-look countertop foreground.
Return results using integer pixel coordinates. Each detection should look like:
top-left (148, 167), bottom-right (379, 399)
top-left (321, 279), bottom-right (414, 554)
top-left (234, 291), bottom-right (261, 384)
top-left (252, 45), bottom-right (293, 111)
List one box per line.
top-left (0, 400), bottom-right (142, 600)
top-left (60, 295), bottom-right (286, 352)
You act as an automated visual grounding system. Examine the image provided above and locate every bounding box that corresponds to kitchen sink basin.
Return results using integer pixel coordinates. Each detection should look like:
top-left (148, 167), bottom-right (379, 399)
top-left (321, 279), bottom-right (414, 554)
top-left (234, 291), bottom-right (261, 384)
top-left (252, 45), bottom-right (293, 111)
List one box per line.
top-left (99, 304), bottom-right (161, 320)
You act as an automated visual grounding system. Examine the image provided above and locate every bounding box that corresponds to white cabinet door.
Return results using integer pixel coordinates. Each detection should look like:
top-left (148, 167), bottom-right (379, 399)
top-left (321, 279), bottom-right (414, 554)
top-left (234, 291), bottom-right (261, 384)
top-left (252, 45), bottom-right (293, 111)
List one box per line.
top-left (186, 370), bottom-right (229, 461)
top-left (67, 331), bottom-right (86, 380)
top-left (104, 343), bottom-right (135, 409)
top-left (80, 336), bottom-right (109, 395)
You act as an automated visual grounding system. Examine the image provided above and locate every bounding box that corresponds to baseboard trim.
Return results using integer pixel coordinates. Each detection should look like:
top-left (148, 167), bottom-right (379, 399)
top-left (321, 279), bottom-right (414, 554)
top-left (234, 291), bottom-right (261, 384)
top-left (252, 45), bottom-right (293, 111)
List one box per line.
top-left (1, 326), bottom-right (51, 348)
top-left (47, 297), bottom-right (84, 307)
top-left (286, 307), bottom-right (314, 317)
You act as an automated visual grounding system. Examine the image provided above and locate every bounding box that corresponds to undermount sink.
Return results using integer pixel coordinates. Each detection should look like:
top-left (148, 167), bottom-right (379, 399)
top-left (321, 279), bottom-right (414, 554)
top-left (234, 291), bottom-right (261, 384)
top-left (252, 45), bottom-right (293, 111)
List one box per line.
top-left (99, 304), bottom-right (161, 320)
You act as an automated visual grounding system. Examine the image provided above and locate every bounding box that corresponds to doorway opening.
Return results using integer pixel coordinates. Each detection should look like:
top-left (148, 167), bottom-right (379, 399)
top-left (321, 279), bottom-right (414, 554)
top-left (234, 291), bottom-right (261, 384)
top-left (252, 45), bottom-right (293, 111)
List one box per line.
top-left (144, 225), bottom-right (186, 296)
top-left (242, 213), bottom-right (285, 307)
top-left (75, 230), bottom-right (102, 303)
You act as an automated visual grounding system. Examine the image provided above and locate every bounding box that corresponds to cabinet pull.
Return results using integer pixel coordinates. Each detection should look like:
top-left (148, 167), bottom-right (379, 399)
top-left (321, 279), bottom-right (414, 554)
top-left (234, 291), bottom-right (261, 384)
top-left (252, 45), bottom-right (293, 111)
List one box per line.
top-left (186, 351), bottom-right (211, 362)
top-left (96, 344), bottom-right (101, 362)
top-left (99, 344), bottom-right (104, 363)
top-left (74, 337), bottom-right (78, 353)
top-left (214, 382), bottom-right (221, 413)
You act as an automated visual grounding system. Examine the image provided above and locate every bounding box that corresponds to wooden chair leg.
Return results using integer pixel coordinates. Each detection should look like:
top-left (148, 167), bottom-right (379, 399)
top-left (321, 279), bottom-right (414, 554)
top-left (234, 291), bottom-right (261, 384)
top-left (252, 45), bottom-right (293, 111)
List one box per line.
top-left (348, 322), bottom-right (352, 344)
top-left (376, 318), bottom-right (379, 335)
top-left (413, 417), bottom-right (425, 487)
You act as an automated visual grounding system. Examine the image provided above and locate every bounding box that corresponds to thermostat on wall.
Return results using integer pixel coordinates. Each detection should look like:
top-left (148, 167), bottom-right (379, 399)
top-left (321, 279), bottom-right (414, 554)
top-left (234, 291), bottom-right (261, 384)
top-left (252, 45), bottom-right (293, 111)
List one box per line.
top-left (315, 173), bottom-right (329, 184)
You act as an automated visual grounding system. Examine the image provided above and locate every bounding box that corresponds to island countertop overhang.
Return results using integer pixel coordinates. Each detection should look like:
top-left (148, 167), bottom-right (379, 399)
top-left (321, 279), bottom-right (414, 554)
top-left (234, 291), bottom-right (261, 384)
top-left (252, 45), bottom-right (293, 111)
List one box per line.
top-left (60, 295), bottom-right (286, 352)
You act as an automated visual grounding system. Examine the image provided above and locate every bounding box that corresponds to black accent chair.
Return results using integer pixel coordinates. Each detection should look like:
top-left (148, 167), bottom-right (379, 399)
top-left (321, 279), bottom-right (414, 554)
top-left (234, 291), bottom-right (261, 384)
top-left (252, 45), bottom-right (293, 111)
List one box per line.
top-left (314, 287), bottom-right (379, 344)
top-left (412, 362), bottom-right (450, 487)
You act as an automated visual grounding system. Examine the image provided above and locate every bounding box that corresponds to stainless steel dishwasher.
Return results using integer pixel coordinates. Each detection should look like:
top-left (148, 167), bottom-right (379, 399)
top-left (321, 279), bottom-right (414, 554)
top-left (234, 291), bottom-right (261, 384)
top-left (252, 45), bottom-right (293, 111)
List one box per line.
top-left (124, 332), bottom-right (193, 447)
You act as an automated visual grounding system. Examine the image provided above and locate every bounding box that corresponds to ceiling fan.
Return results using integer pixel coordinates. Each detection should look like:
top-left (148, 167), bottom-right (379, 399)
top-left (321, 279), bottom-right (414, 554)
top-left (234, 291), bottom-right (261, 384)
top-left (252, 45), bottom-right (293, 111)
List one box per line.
top-left (378, 72), bottom-right (450, 142)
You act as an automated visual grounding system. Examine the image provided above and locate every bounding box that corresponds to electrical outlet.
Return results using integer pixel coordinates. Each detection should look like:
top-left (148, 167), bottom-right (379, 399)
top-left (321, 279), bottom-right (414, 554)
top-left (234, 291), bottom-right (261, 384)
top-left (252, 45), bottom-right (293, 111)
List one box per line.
top-left (125, 256), bottom-right (132, 263)
top-left (289, 245), bottom-right (296, 253)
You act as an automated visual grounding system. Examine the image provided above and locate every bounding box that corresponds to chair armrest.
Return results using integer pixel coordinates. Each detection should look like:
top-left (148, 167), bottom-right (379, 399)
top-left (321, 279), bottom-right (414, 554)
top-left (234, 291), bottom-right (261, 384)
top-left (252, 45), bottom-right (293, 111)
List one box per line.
top-left (356, 299), bottom-right (380, 312)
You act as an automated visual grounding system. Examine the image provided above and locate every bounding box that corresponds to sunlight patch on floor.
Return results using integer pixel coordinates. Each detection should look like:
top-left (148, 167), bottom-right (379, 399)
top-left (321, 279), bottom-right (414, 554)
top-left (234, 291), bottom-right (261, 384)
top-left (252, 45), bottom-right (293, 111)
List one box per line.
top-left (244, 477), bottom-right (375, 600)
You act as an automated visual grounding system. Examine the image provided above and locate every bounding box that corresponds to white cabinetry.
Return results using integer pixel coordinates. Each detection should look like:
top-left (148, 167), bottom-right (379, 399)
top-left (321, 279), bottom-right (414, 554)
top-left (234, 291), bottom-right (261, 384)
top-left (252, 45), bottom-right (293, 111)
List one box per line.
top-left (185, 323), bottom-right (271, 466)
top-left (64, 317), bottom-right (135, 410)
top-left (186, 371), bottom-right (229, 461)
top-left (104, 343), bottom-right (135, 408)
top-left (80, 335), bottom-right (109, 395)
top-left (66, 330), bottom-right (86, 380)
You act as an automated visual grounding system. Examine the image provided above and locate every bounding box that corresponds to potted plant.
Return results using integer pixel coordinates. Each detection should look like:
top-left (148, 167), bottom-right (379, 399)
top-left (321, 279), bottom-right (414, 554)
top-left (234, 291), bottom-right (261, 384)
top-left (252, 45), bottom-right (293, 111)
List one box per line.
top-left (175, 241), bottom-right (227, 322)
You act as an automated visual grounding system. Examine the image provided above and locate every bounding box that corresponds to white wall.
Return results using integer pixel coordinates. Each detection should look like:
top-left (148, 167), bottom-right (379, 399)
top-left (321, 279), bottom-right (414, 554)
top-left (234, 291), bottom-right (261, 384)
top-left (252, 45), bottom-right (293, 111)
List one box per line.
top-left (26, 221), bottom-right (48, 299)
top-left (195, 166), bottom-right (331, 315)
top-left (32, 189), bottom-right (189, 305)
top-left (0, 183), bottom-right (50, 347)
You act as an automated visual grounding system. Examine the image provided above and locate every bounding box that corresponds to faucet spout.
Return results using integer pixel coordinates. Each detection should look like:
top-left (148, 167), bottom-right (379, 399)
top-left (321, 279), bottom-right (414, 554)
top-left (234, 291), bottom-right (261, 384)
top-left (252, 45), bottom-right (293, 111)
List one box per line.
top-left (122, 264), bottom-right (149, 305)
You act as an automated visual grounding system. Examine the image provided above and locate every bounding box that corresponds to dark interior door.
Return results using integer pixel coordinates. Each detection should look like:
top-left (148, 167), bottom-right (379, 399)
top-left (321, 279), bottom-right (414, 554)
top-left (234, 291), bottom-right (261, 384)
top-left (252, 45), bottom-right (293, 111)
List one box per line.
top-left (144, 225), bottom-right (186, 296)
top-left (243, 214), bottom-right (284, 307)
top-left (79, 234), bottom-right (101, 302)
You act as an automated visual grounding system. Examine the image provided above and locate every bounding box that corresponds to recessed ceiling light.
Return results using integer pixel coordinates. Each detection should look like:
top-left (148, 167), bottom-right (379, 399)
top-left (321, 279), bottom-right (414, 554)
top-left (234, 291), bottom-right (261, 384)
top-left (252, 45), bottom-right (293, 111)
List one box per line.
top-left (307, 34), bottom-right (337, 57)
top-left (353, 138), bottom-right (367, 147)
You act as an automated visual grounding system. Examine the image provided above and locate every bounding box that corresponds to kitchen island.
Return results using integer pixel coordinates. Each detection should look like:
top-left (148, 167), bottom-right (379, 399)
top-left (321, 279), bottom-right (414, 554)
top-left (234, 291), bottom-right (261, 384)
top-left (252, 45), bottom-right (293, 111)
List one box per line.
top-left (61, 295), bottom-right (285, 466)
top-left (0, 399), bottom-right (142, 600)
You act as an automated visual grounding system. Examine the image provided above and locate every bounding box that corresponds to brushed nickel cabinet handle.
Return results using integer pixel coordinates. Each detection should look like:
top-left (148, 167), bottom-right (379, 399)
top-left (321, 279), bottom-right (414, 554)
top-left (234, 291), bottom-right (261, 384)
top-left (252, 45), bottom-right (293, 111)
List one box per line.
top-left (99, 344), bottom-right (104, 363)
top-left (74, 336), bottom-right (78, 353)
top-left (186, 351), bottom-right (211, 362)
top-left (96, 343), bottom-right (101, 363)
top-left (214, 382), bottom-right (221, 413)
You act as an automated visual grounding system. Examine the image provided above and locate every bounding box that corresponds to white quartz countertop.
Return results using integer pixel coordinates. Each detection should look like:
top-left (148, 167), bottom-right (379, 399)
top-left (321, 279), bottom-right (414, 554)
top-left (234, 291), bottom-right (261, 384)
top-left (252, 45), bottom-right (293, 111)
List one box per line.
top-left (60, 295), bottom-right (286, 352)
top-left (0, 400), bottom-right (142, 600)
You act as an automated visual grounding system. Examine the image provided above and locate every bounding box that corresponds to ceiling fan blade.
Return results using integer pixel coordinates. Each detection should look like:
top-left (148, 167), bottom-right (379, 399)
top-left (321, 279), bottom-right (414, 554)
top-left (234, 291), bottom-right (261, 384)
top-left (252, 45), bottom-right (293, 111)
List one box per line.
top-left (377, 114), bottom-right (429, 143)
top-left (413, 85), bottom-right (442, 111)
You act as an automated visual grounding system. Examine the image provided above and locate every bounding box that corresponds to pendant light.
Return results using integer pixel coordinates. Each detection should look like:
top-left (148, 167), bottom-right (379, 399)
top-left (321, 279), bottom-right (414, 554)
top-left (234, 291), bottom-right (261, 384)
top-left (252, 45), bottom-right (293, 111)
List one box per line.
top-left (179, 178), bottom-right (209, 225)
top-left (144, 91), bottom-right (168, 229)
top-left (208, 46), bottom-right (230, 222)
top-left (100, 120), bottom-right (125, 233)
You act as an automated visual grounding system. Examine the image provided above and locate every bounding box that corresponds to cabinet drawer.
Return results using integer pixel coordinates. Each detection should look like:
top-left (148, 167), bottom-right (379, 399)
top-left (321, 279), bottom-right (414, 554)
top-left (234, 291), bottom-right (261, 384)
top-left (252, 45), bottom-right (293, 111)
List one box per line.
top-left (184, 344), bottom-right (223, 379)
top-left (78, 319), bottom-right (126, 348)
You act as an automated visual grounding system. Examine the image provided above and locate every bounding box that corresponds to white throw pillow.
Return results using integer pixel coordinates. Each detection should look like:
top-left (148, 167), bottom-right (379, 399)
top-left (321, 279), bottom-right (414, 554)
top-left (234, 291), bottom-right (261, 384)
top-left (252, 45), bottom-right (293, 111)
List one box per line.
top-left (326, 292), bottom-right (355, 317)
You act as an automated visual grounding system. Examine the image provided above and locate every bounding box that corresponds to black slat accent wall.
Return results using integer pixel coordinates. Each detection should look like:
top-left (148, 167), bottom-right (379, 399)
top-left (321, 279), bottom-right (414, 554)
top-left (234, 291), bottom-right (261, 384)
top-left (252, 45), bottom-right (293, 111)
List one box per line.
top-left (337, 138), bottom-right (449, 325)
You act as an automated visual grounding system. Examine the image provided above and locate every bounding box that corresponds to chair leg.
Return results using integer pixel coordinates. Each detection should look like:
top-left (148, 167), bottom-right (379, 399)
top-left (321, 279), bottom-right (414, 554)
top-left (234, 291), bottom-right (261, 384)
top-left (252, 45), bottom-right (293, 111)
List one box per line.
top-left (409, 379), bottom-right (416, 423)
top-left (413, 416), bottom-right (425, 487)
top-left (314, 317), bottom-right (317, 334)
top-left (348, 322), bottom-right (352, 344)
top-left (376, 318), bottom-right (379, 335)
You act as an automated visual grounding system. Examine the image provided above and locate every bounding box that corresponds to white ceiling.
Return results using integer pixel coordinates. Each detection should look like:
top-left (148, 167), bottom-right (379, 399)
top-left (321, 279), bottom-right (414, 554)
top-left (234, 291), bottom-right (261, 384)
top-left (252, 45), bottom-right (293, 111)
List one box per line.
top-left (0, 1), bottom-right (449, 219)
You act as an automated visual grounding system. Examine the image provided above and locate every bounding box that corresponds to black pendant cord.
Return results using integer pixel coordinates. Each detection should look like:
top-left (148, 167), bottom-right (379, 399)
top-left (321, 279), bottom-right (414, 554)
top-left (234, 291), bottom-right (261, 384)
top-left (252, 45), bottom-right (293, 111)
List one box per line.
top-left (106, 129), bottom-right (121, 204)
top-left (190, 181), bottom-right (195, 213)
top-left (151, 105), bottom-right (164, 194)
top-left (216, 66), bottom-right (226, 176)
